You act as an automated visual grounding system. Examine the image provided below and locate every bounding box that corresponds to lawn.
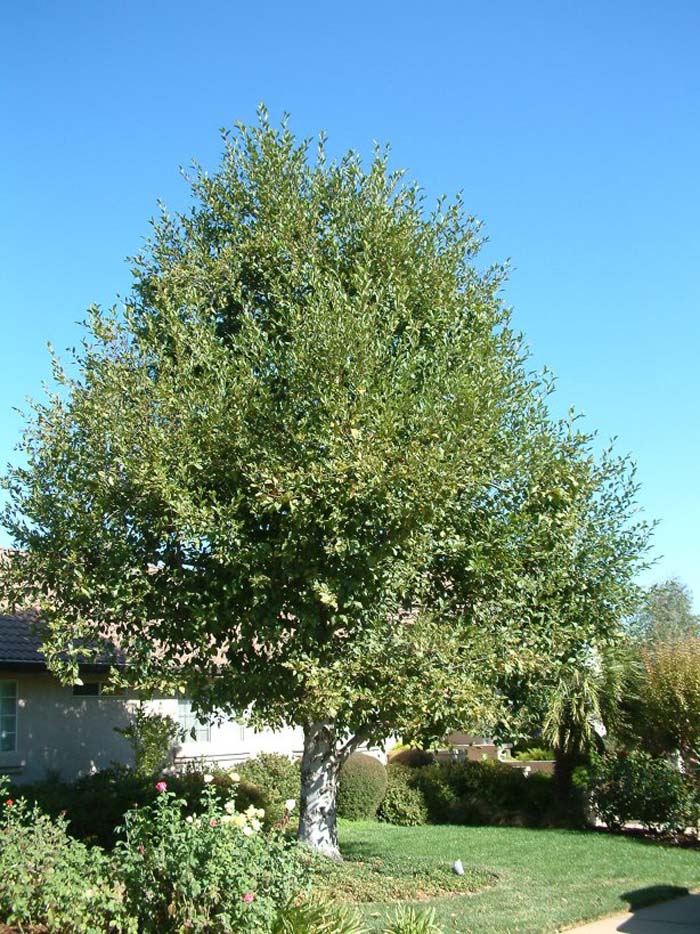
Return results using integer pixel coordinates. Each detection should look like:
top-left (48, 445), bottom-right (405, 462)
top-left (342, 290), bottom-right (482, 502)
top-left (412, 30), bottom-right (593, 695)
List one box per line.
top-left (334, 821), bottom-right (700, 934)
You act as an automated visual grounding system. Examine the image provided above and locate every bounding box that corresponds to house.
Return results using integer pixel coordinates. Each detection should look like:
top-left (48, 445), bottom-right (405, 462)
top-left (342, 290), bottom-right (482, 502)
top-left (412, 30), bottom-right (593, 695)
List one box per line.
top-left (0, 612), bottom-right (304, 784)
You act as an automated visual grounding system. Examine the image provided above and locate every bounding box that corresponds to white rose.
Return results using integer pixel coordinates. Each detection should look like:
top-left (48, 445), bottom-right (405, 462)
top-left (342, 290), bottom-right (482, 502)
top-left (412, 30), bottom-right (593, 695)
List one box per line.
top-left (203, 774), bottom-right (214, 784)
top-left (284, 799), bottom-right (296, 813)
top-left (224, 800), bottom-right (236, 814)
top-left (229, 771), bottom-right (241, 782)
top-left (242, 825), bottom-right (253, 836)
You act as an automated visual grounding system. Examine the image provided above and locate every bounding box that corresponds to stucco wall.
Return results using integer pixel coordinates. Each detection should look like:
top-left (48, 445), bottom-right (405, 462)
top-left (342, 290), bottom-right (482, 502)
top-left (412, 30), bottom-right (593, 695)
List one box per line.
top-left (0, 671), bottom-right (304, 784)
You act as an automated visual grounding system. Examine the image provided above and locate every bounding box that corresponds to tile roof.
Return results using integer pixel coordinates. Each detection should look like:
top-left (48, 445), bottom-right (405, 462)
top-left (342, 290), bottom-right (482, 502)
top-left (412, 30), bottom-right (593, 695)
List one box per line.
top-left (0, 613), bottom-right (47, 667)
top-left (0, 613), bottom-right (121, 671)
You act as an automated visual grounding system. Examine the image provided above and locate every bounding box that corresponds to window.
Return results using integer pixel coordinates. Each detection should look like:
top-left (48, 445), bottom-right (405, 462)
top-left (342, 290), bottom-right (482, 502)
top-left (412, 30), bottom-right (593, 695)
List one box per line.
top-left (72, 682), bottom-right (125, 697)
top-left (177, 698), bottom-right (211, 742)
top-left (73, 682), bottom-right (100, 697)
top-left (0, 681), bottom-right (17, 753)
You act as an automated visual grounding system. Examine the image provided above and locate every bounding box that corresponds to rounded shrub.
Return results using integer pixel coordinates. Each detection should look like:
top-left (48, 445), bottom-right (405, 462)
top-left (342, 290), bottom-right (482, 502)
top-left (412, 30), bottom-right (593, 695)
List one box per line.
top-left (389, 747), bottom-right (435, 768)
top-left (377, 764), bottom-right (429, 826)
top-left (337, 753), bottom-right (388, 821)
top-left (587, 750), bottom-right (700, 833)
top-left (237, 753), bottom-right (301, 826)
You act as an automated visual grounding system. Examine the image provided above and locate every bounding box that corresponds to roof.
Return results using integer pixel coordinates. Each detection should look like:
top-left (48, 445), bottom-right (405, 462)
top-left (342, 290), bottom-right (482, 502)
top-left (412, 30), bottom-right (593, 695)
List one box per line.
top-left (0, 613), bottom-right (119, 673)
top-left (0, 613), bottom-right (46, 668)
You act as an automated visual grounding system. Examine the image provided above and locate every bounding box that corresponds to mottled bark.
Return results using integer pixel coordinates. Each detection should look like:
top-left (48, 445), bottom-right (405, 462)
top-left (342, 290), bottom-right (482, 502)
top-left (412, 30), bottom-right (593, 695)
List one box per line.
top-left (298, 719), bottom-right (342, 859)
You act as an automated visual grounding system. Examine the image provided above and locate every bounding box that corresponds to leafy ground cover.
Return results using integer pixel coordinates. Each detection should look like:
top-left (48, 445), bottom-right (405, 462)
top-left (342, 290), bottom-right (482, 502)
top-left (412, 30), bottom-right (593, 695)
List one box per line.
top-left (336, 821), bottom-right (700, 934)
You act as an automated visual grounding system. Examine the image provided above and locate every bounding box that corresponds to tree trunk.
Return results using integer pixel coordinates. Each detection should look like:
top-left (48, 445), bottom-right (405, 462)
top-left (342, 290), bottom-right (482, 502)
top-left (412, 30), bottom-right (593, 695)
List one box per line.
top-left (297, 719), bottom-right (342, 859)
top-left (554, 746), bottom-right (577, 805)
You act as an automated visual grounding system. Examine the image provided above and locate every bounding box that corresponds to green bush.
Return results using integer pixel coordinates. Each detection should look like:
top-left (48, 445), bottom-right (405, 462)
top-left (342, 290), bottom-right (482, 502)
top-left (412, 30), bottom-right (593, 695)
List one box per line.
top-left (16, 766), bottom-right (157, 849)
top-left (377, 764), bottom-right (429, 826)
top-left (388, 747), bottom-right (435, 768)
top-left (512, 746), bottom-right (555, 761)
top-left (114, 706), bottom-right (179, 777)
top-left (0, 780), bottom-right (127, 933)
top-left (587, 751), bottom-right (700, 833)
top-left (237, 753), bottom-right (301, 825)
top-left (115, 778), bottom-right (307, 933)
top-left (384, 906), bottom-right (442, 934)
top-left (337, 753), bottom-right (388, 821)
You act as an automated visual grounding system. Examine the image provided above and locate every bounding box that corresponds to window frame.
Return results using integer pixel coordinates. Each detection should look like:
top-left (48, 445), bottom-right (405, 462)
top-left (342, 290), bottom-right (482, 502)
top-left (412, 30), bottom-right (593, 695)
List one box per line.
top-left (177, 698), bottom-right (211, 743)
top-left (0, 680), bottom-right (18, 754)
top-left (71, 681), bottom-right (126, 698)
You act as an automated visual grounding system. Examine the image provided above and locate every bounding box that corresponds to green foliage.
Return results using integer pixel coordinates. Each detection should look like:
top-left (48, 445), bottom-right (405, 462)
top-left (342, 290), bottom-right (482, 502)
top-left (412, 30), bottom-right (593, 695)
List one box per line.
top-left (274, 900), bottom-right (449, 934)
top-left (114, 705), bottom-right (179, 777)
top-left (337, 753), bottom-right (388, 821)
top-left (1, 110), bottom-right (652, 849)
top-left (115, 779), bottom-right (307, 933)
top-left (388, 747), bottom-right (435, 768)
top-left (377, 765), bottom-right (429, 826)
top-left (16, 766), bottom-right (157, 849)
top-left (0, 780), bottom-right (128, 933)
top-left (623, 638), bottom-right (700, 775)
top-left (628, 579), bottom-right (700, 644)
top-left (308, 851), bottom-right (492, 903)
top-left (378, 760), bottom-right (584, 828)
top-left (273, 899), bottom-right (370, 934)
top-left (588, 751), bottom-right (700, 833)
top-left (383, 906), bottom-right (443, 934)
top-left (512, 747), bottom-right (554, 761)
top-left (238, 753), bottom-right (301, 825)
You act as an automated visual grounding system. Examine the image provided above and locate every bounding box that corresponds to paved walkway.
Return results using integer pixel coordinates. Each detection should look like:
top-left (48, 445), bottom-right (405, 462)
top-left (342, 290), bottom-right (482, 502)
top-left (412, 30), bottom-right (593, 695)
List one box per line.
top-left (564, 894), bottom-right (700, 933)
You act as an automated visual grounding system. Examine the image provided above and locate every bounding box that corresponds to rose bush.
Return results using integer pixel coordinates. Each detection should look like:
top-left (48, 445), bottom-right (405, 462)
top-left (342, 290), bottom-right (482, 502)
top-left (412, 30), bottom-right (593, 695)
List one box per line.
top-left (115, 777), bottom-right (308, 932)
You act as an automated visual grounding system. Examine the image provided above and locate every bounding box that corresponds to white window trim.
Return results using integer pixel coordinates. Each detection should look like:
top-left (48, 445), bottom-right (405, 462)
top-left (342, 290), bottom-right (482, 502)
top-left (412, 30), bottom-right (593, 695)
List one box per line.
top-left (0, 680), bottom-right (18, 754)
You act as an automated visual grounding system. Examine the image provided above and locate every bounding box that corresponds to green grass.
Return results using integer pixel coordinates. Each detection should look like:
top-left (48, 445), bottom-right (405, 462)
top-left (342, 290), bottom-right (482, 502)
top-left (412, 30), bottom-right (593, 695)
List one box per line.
top-left (335, 821), bottom-right (700, 934)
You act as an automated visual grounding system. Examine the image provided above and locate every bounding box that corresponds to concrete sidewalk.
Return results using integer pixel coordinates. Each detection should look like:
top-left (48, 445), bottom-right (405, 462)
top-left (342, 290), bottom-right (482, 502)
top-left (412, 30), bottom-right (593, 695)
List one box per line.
top-left (564, 893), bottom-right (700, 932)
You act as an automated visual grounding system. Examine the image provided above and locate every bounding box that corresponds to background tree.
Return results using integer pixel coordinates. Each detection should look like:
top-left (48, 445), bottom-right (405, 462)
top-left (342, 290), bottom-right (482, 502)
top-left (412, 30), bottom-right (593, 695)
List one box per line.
top-left (1, 110), bottom-right (650, 856)
top-left (628, 579), bottom-right (699, 644)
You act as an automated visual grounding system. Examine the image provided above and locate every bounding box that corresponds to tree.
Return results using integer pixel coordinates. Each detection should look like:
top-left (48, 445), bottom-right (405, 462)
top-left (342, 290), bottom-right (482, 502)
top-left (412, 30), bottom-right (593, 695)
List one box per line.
top-left (465, 436), bottom-right (651, 801)
top-left (628, 579), bottom-right (699, 644)
top-left (1, 110), bottom-right (649, 856)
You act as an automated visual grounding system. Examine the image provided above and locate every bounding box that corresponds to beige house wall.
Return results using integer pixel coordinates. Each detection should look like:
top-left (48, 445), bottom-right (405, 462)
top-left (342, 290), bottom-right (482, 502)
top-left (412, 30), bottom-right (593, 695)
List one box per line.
top-left (0, 671), bottom-right (304, 784)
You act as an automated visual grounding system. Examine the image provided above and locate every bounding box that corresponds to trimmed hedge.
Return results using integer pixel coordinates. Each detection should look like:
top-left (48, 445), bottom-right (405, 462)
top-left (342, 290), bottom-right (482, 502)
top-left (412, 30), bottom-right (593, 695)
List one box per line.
top-left (378, 764), bottom-right (429, 826)
top-left (337, 753), bottom-right (388, 820)
top-left (377, 760), bottom-right (585, 829)
top-left (389, 747), bottom-right (435, 768)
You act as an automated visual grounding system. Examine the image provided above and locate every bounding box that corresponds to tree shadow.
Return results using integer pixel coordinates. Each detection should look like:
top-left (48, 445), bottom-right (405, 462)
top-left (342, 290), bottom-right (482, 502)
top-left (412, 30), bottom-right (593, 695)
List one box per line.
top-left (621, 885), bottom-right (690, 911)
top-left (615, 887), bottom-right (697, 932)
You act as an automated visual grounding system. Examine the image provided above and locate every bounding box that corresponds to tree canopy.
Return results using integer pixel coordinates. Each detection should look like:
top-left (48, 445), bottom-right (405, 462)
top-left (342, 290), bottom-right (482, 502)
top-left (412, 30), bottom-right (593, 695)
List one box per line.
top-left (1, 110), bottom-right (651, 854)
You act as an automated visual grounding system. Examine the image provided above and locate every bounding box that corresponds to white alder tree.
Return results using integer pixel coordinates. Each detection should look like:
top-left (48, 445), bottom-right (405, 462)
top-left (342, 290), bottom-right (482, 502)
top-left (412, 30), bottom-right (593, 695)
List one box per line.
top-left (1, 110), bottom-right (650, 856)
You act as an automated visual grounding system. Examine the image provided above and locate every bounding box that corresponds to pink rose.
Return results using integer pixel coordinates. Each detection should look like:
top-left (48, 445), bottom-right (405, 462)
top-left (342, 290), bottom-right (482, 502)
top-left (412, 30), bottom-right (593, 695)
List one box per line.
top-left (155, 781), bottom-right (168, 793)
top-left (209, 818), bottom-right (217, 827)
top-left (242, 893), bottom-right (255, 903)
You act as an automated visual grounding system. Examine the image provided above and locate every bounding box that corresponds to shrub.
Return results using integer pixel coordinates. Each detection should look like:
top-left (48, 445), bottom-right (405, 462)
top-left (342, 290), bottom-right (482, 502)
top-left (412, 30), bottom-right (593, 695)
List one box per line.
top-left (384, 906), bottom-right (442, 934)
top-left (115, 777), bottom-right (307, 933)
top-left (513, 746), bottom-right (555, 761)
top-left (0, 780), bottom-right (127, 933)
top-left (337, 753), bottom-right (388, 821)
top-left (388, 747), bottom-right (435, 768)
top-left (587, 750), bottom-right (700, 833)
top-left (377, 764), bottom-right (429, 826)
top-left (114, 706), bottom-right (179, 777)
top-left (17, 766), bottom-right (157, 849)
top-left (273, 899), bottom-right (369, 934)
top-left (237, 753), bottom-right (301, 825)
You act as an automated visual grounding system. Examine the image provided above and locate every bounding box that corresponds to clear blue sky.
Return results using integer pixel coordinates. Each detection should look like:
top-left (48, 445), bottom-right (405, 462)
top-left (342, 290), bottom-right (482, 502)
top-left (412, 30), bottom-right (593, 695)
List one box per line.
top-left (2, 1), bottom-right (699, 605)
